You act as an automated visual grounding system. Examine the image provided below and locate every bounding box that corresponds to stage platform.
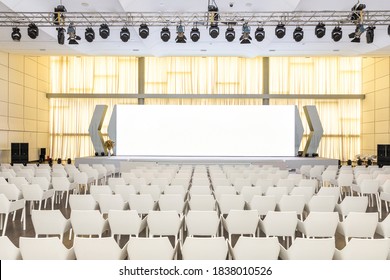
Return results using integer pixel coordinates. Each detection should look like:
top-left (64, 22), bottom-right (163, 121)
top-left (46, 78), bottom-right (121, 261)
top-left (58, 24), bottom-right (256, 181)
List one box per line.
top-left (75, 156), bottom-right (339, 172)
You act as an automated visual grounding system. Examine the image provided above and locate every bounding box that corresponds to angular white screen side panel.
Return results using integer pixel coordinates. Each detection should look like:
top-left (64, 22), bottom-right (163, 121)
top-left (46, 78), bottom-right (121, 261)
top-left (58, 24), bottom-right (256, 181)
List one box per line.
top-left (116, 105), bottom-right (296, 157)
top-left (107, 105), bottom-right (117, 155)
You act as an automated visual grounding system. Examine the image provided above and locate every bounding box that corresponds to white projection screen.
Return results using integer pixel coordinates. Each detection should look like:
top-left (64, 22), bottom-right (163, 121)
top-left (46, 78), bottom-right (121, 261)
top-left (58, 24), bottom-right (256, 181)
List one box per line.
top-left (116, 105), bottom-right (297, 157)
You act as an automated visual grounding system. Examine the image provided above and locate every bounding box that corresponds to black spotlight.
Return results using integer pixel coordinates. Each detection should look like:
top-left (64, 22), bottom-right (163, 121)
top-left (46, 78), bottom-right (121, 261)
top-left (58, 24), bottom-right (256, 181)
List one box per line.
top-left (331, 26), bottom-right (342, 42)
top-left (175, 24), bottom-right (186, 43)
top-left (209, 23), bottom-right (219, 39)
top-left (27, 23), bottom-right (39, 39)
top-left (366, 26), bottom-right (375, 44)
top-left (57, 27), bottom-right (65, 45)
top-left (275, 23), bottom-right (286, 39)
top-left (11, 27), bottom-right (21, 41)
top-left (225, 26), bottom-right (235, 42)
top-left (120, 27), bottom-right (130, 42)
top-left (240, 23), bottom-right (252, 44)
top-left (293, 26), bottom-right (304, 42)
top-left (190, 26), bottom-right (200, 42)
top-left (255, 27), bottom-right (265, 42)
top-left (388, 25), bottom-right (390, 36)
top-left (315, 22), bottom-right (326, 38)
top-left (99, 24), bottom-right (110, 39)
top-left (161, 27), bottom-right (170, 42)
top-left (349, 24), bottom-right (365, 43)
top-left (85, 27), bottom-right (95, 42)
top-left (67, 22), bottom-right (81, 45)
top-left (139, 23), bottom-right (149, 39)
top-left (53, 4), bottom-right (66, 25)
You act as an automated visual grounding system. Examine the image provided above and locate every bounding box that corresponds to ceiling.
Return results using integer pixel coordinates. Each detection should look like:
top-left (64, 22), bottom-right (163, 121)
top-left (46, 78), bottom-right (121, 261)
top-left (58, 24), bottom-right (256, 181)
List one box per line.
top-left (1, 0), bottom-right (390, 57)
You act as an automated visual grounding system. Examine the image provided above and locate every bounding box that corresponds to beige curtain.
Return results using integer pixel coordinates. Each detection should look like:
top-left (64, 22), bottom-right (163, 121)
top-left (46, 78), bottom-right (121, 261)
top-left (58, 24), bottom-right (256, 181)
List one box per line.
top-left (50, 56), bottom-right (360, 161)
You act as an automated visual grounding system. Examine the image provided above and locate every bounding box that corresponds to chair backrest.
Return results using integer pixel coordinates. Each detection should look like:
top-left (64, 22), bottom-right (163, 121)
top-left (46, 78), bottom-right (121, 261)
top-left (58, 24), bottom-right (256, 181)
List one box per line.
top-left (30, 177), bottom-right (50, 191)
top-left (51, 177), bottom-right (71, 191)
top-left (128, 194), bottom-right (156, 215)
top-left (127, 237), bottom-right (176, 260)
top-left (277, 195), bottom-right (305, 215)
top-left (140, 185), bottom-right (161, 201)
top-left (73, 237), bottom-right (127, 260)
top-left (147, 210), bottom-right (182, 237)
top-left (108, 209), bottom-right (145, 237)
top-left (217, 194), bottom-right (245, 215)
top-left (181, 237), bottom-right (228, 260)
top-left (8, 177), bottom-right (28, 189)
top-left (214, 186), bottom-right (237, 201)
top-left (334, 238), bottom-right (390, 260)
top-left (289, 187), bottom-right (315, 204)
top-left (358, 179), bottom-right (380, 193)
top-left (158, 194), bottom-right (185, 213)
top-left (164, 185), bottom-right (186, 199)
top-left (70, 210), bottom-right (108, 237)
top-left (249, 195), bottom-right (277, 216)
top-left (31, 209), bottom-right (70, 237)
top-left (265, 187), bottom-right (289, 203)
top-left (19, 237), bottom-right (75, 260)
top-left (307, 196), bottom-right (337, 212)
top-left (69, 194), bottom-right (98, 210)
top-left (230, 236), bottom-right (280, 260)
top-left (341, 212), bottom-right (378, 239)
top-left (113, 185), bottom-right (136, 201)
top-left (336, 196), bottom-right (368, 218)
top-left (281, 238), bottom-right (335, 260)
top-left (337, 173), bottom-right (354, 186)
top-left (188, 194), bottom-right (216, 211)
top-left (189, 185), bottom-right (212, 195)
top-left (0, 236), bottom-right (21, 260)
top-left (299, 212), bottom-right (339, 238)
top-left (186, 210), bottom-right (220, 237)
top-left (225, 210), bottom-right (259, 235)
top-left (90, 185), bottom-right (112, 200)
top-left (317, 187), bottom-right (340, 204)
top-left (240, 186), bottom-right (263, 203)
top-left (21, 184), bottom-right (44, 200)
top-left (108, 178), bottom-right (126, 191)
top-left (0, 183), bottom-right (22, 200)
top-left (260, 211), bottom-right (298, 237)
top-left (96, 194), bottom-right (127, 214)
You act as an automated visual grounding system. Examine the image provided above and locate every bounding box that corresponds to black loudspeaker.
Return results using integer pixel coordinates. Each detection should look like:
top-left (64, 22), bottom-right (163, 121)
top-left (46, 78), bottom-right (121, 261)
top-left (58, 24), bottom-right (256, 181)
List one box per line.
top-left (11, 143), bottom-right (29, 164)
top-left (378, 144), bottom-right (390, 166)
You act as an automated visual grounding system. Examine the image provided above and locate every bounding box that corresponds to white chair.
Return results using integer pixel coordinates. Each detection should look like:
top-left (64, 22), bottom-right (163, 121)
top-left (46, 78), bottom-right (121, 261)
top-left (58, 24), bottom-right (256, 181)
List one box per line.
top-left (90, 185), bottom-right (112, 201)
top-left (8, 177), bottom-right (29, 190)
top-left (276, 195), bottom-right (305, 220)
top-left (305, 196), bottom-right (337, 214)
top-left (128, 194), bottom-right (157, 216)
top-left (380, 181), bottom-right (390, 213)
top-left (214, 186), bottom-right (237, 201)
top-left (158, 194), bottom-right (187, 215)
top-left (147, 210), bottom-right (184, 245)
top-left (140, 185), bottom-right (161, 201)
top-left (317, 186), bottom-right (341, 204)
top-left (297, 212), bottom-right (339, 238)
top-left (189, 185), bottom-right (212, 195)
top-left (186, 210), bottom-right (220, 237)
top-left (0, 193), bottom-right (25, 236)
top-left (265, 187), bottom-right (289, 203)
top-left (51, 177), bottom-right (75, 208)
top-left (0, 183), bottom-right (23, 200)
top-left (0, 236), bottom-right (21, 259)
top-left (351, 179), bottom-right (381, 218)
top-left (221, 210), bottom-right (259, 240)
top-left (375, 213), bottom-right (390, 238)
top-left (181, 237), bottom-right (228, 260)
top-left (70, 210), bottom-right (109, 239)
top-left (192, 177), bottom-right (210, 186)
top-left (164, 185), bottom-right (187, 200)
top-left (217, 194), bottom-right (245, 216)
top-left (279, 237), bottom-right (335, 260)
top-left (275, 179), bottom-right (295, 193)
top-left (108, 177), bottom-right (126, 192)
top-left (240, 186), bottom-right (263, 203)
top-left (19, 237), bottom-right (75, 260)
top-left (333, 238), bottom-right (390, 260)
top-left (73, 172), bottom-right (90, 194)
top-left (113, 185), bottom-right (136, 202)
top-left (336, 212), bottom-right (378, 243)
top-left (331, 173), bottom-right (353, 197)
top-left (188, 194), bottom-right (216, 211)
top-left (335, 196), bottom-right (368, 220)
top-left (289, 186), bottom-right (315, 204)
top-left (248, 195), bottom-right (277, 218)
top-left (108, 209), bottom-right (147, 240)
top-left (96, 194), bottom-right (127, 215)
top-left (73, 237), bottom-right (127, 260)
top-left (127, 237), bottom-right (178, 260)
top-left (69, 194), bottom-right (98, 210)
top-left (22, 184), bottom-right (55, 212)
top-left (228, 236), bottom-right (280, 260)
top-left (31, 209), bottom-right (71, 241)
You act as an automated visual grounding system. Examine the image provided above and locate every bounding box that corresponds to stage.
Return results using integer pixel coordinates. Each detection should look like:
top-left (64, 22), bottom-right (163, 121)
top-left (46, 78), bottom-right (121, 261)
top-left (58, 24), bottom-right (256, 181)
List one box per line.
top-left (75, 155), bottom-right (339, 172)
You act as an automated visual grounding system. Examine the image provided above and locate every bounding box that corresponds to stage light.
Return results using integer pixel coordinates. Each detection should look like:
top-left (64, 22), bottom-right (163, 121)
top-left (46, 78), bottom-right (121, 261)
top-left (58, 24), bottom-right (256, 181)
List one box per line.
top-left (67, 22), bottom-right (81, 45)
top-left (349, 23), bottom-right (365, 43)
top-left (225, 26), bottom-right (235, 42)
top-left (190, 26), bottom-right (200, 42)
top-left (388, 25), bottom-right (390, 36)
top-left (275, 23), bottom-right (286, 39)
top-left (255, 27), bottom-right (265, 42)
top-left (139, 23), bottom-right (149, 39)
top-left (57, 27), bottom-right (65, 45)
top-left (366, 26), bottom-right (375, 44)
top-left (209, 22), bottom-right (219, 38)
top-left (27, 23), bottom-right (39, 39)
top-left (240, 23), bottom-right (252, 44)
top-left (161, 27), bottom-right (170, 42)
top-left (331, 26), bottom-right (342, 42)
top-left (85, 27), bottom-right (95, 42)
top-left (293, 26), bottom-right (304, 42)
top-left (175, 23), bottom-right (186, 43)
top-left (350, 2), bottom-right (366, 21)
top-left (53, 4), bottom-right (66, 25)
top-left (120, 27), bottom-right (130, 42)
top-left (208, 1), bottom-right (219, 22)
top-left (11, 27), bottom-right (21, 41)
top-left (99, 24), bottom-right (110, 39)
top-left (315, 22), bottom-right (326, 38)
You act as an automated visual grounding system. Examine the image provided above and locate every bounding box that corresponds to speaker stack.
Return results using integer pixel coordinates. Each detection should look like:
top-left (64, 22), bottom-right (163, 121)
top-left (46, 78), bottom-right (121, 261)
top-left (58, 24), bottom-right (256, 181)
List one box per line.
top-left (11, 143), bottom-right (29, 164)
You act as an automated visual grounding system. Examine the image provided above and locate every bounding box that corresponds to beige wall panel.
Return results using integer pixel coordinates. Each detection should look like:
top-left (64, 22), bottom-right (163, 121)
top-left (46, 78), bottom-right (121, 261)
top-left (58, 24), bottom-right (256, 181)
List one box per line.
top-left (8, 117), bottom-right (24, 131)
top-left (362, 122), bottom-right (375, 134)
top-left (37, 121), bottom-right (49, 133)
top-left (374, 58), bottom-right (390, 78)
top-left (0, 130), bottom-right (8, 149)
top-left (375, 76), bottom-right (389, 92)
top-left (8, 131), bottom-right (24, 143)
top-left (37, 56), bottom-right (50, 68)
top-left (24, 132), bottom-right (37, 148)
top-left (0, 52), bottom-right (8, 67)
top-left (8, 83), bottom-right (23, 105)
top-left (37, 109), bottom-right (49, 122)
top-left (24, 119), bottom-right (37, 132)
top-left (37, 80), bottom-right (48, 93)
top-left (24, 106), bottom-right (37, 120)
top-left (0, 101), bottom-right (9, 117)
top-left (0, 79), bottom-right (9, 102)
top-left (0, 116), bottom-right (8, 130)
top-left (37, 92), bottom-right (49, 110)
top-left (38, 64), bottom-right (49, 82)
top-left (362, 92), bottom-right (374, 112)
top-left (375, 134), bottom-right (390, 145)
top-left (363, 64), bottom-right (375, 84)
top-left (362, 80), bottom-right (375, 94)
top-left (37, 132), bottom-right (49, 149)
top-left (362, 134), bottom-right (375, 150)
top-left (25, 58), bottom-right (38, 78)
top-left (375, 88), bottom-right (390, 110)
top-left (24, 75), bottom-right (37, 90)
top-left (8, 69), bottom-right (24, 86)
top-left (362, 57), bottom-right (375, 68)
top-left (375, 121), bottom-right (389, 134)
top-left (24, 88), bottom-right (37, 108)
top-left (0, 65), bottom-right (8, 80)
top-left (375, 108), bottom-right (390, 122)
top-left (8, 103), bottom-right (23, 118)
top-left (8, 54), bottom-right (24, 72)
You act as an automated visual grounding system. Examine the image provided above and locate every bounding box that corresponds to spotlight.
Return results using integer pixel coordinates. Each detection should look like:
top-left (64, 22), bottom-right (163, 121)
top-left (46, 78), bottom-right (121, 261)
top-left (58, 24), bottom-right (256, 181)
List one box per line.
top-left (53, 4), bottom-right (66, 25)
top-left (85, 27), bottom-right (95, 43)
top-left (275, 23), bottom-right (286, 39)
top-left (349, 23), bottom-right (365, 43)
top-left (293, 27), bottom-right (304, 42)
top-left (27, 23), bottom-right (39, 39)
top-left (366, 26), bottom-right (375, 44)
top-left (240, 23), bottom-right (252, 44)
top-left (331, 26), bottom-right (342, 42)
top-left (190, 26), bottom-right (200, 42)
top-left (350, 2), bottom-right (366, 21)
top-left (120, 27), bottom-right (130, 42)
top-left (175, 23), bottom-right (186, 43)
top-left (254, 27), bottom-right (265, 42)
top-left (139, 24), bottom-right (149, 39)
top-left (161, 27), bottom-right (170, 42)
top-left (315, 22), bottom-right (326, 38)
top-left (225, 26), bottom-right (235, 42)
top-left (99, 24), bottom-right (110, 39)
top-left (388, 25), bottom-right (390, 36)
top-left (67, 22), bottom-right (81, 45)
top-left (57, 27), bottom-right (65, 45)
top-left (11, 27), bottom-right (21, 42)
top-left (209, 23), bottom-right (219, 39)
top-left (208, 2), bottom-right (219, 22)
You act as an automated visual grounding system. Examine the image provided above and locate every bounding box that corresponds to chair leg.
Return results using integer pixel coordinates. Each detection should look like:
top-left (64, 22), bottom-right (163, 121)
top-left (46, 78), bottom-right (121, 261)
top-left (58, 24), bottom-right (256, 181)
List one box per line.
top-left (1, 213), bottom-right (9, 236)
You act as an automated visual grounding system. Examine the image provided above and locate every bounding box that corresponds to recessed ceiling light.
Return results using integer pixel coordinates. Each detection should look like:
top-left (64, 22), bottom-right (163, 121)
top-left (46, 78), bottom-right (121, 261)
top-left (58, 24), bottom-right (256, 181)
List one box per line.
top-left (200, 49), bottom-right (207, 52)
top-left (39, 49), bottom-right (46, 51)
top-left (81, 2), bottom-right (89, 7)
top-left (245, 3), bottom-right (253, 7)
top-left (333, 49), bottom-right (340, 52)
top-left (269, 49), bottom-right (276, 52)
top-left (132, 49), bottom-right (139, 51)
